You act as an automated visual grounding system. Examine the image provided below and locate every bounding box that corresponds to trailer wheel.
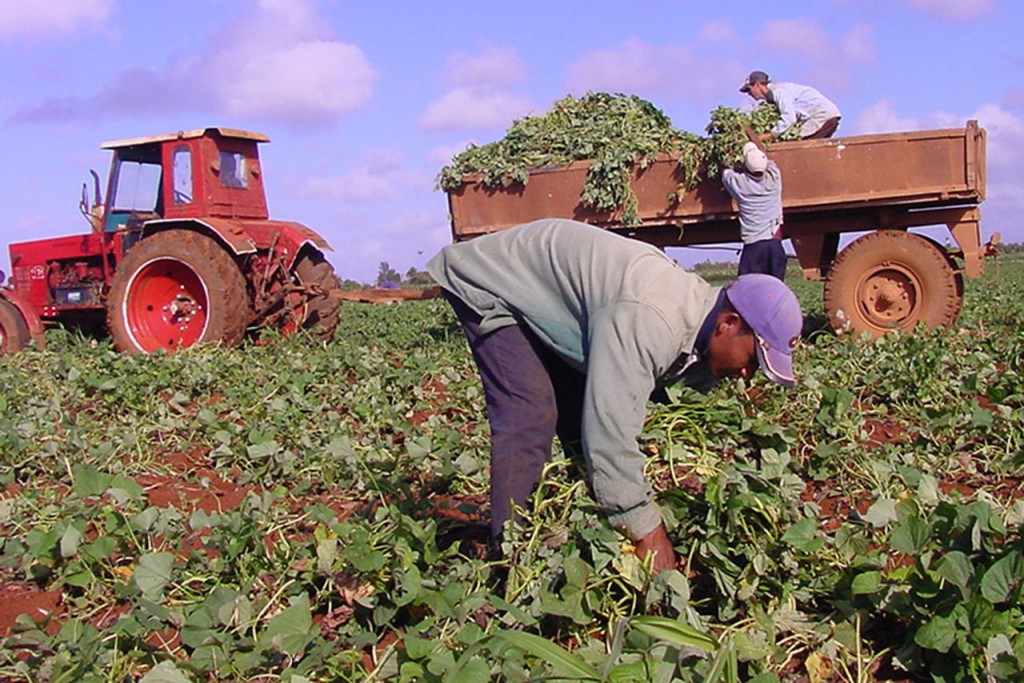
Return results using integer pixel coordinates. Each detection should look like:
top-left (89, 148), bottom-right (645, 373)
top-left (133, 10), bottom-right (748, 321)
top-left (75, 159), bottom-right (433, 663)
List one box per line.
top-left (291, 250), bottom-right (342, 342)
top-left (823, 230), bottom-right (962, 337)
top-left (107, 230), bottom-right (250, 353)
top-left (0, 298), bottom-right (31, 355)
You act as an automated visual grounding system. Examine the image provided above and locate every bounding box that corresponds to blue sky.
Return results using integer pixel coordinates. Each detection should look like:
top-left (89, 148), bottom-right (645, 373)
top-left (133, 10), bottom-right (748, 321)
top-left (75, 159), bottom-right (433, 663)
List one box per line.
top-left (0, 0), bottom-right (1018, 284)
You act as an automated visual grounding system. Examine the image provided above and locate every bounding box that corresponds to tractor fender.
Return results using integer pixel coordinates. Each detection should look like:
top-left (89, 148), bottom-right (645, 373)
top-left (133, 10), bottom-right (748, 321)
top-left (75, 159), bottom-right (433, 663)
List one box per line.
top-left (0, 287), bottom-right (46, 350)
top-left (141, 218), bottom-right (331, 270)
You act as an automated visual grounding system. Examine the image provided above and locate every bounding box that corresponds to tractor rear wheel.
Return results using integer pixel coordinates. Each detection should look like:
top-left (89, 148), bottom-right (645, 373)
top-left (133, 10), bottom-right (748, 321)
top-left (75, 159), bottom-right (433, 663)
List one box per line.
top-left (823, 230), bottom-right (963, 337)
top-left (291, 250), bottom-right (342, 342)
top-left (107, 230), bottom-right (250, 353)
top-left (0, 298), bottom-right (31, 355)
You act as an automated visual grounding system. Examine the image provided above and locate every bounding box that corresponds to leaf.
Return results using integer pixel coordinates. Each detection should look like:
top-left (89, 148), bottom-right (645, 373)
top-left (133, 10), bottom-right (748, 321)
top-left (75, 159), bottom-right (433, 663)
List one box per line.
top-left (246, 439), bottom-right (281, 459)
top-left (133, 552), bottom-right (176, 602)
top-left (606, 659), bottom-right (649, 682)
top-left (980, 551), bottom-right (1023, 603)
top-left (138, 660), bottom-right (192, 683)
top-left (316, 537), bottom-right (337, 573)
top-left (781, 518), bottom-right (824, 552)
top-left (563, 554), bottom-right (592, 587)
top-left (850, 571), bottom-right (882, 595)
top-left (404, 634), bottom-right (435, 660)
top-left (260, 596), bottom-right (313, 657)
top-left (971, 403), bottom-right (994, 428)
top-left (935, 551), bottom-right (974, 596)
top-left (25, 527), bottom-right (60, 563)
top-left (60, 525), bottom-right (83, 558)
top-left (443, 656), bottom-right (491, 683)
top-left (628, 615), bottom-right (717, 652)
top-left (914, 614), bottom-right (956, 652)
top-left (986, 634), bottom-right (1020, 679)
top-left (890, 516), bottom-right (930, 555)
top-left (73, 466), bottom-right (112, 498)
top-left (861, 499), bottom-right (898, 527)
top-left (490, 631), bottom-right (601, 680)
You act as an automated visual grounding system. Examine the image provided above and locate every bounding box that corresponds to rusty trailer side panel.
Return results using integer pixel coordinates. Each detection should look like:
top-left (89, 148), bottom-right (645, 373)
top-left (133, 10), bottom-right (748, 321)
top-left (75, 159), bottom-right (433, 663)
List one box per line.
top-left (446, 122), bottom-right (987, 279)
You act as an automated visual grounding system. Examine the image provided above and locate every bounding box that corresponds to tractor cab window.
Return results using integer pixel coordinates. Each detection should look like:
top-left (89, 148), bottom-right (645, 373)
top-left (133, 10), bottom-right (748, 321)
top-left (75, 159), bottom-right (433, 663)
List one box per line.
top-left (172, 146), bottom-right (193, 205)
top-left (112, 161), bottom-right (161, 212)
top-left (219, 151), bottom-right (247, 188)
top-left (106, 159), bottom-right (162, 232)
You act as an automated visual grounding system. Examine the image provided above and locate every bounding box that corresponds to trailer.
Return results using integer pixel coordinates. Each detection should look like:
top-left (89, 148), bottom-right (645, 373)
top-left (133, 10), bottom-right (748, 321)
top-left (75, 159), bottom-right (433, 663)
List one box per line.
top-left (446, 121), bottom-right (995, 337)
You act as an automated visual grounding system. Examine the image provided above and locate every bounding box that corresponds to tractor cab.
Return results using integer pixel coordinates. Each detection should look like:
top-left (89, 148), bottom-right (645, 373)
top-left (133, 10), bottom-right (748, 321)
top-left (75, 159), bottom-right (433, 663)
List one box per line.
top-left (97, 127), bottom-right (272, 236)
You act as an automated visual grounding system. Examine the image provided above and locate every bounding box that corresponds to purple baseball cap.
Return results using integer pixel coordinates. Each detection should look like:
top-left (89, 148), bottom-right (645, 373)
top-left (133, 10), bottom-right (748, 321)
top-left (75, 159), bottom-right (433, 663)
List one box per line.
top-left (724, 274), bottom-right (803, 386)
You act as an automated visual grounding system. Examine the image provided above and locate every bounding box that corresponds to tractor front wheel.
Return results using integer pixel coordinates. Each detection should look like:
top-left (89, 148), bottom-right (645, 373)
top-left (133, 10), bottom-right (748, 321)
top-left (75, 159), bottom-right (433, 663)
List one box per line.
top-left (823, 230), bottom-right (963, 337)
top-left (107, 230), bottom-right (250, 353)
top-left (0, 298), bottom-right (31, 355)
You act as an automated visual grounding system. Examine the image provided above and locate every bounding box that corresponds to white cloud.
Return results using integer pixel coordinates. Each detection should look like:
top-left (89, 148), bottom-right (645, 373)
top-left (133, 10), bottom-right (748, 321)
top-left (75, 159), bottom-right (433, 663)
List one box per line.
top-left (445, 46), bottom-right (527, 88)
top-left (760, 19), bottom-right (874, 65)
top-left (970, 103), bottom-right (1024, 174)
top-left (851, 100), bottom-right (922, 134)
top-left (215, 41), bottom-right (376, 123)
top-left (698, 20), bottom-right (739, 44)
top-left (419, 46), bottom-right (534, 133)
top-left (759, 19), bottom-right (832, 58)
top-left (300, 150), bottom-right (420, 202)
top-left (841, 25), bottom-right (876, 63)
top-left (304, 167), bottom-right (396, 202)
top-left (9, 0), bottom-right (377, 127)
top-left (419, 87), bottom-right (534, 131)
top-left (0, 0), bottom-right (113, 40)
top-left (903, 0), bottom-right (993, 20)
top-left (428, 140), bottom-right (478, 167)
top-left (565, 39), bottom-right (730, 98)
top-left (853, 98), bottom-right (987, 136)
top-left (756, 19), bottom-right (875, 92)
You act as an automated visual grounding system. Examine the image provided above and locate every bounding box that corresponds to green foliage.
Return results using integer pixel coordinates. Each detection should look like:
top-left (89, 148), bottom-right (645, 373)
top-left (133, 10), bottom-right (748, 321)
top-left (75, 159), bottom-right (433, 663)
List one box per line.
top-left (0, 261), bottom-right (1021, 680)
top-left (436, 92), bottom-right (788, 225)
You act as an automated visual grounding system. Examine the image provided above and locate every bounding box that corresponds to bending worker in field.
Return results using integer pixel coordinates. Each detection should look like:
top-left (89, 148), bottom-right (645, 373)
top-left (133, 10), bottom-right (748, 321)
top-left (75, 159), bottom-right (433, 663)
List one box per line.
top-left (722, 137), bottom-right (787, 280)
top-left (427, 219), bottom-right (803, 573)
top-left (740, 70), bottom-right (841, 140)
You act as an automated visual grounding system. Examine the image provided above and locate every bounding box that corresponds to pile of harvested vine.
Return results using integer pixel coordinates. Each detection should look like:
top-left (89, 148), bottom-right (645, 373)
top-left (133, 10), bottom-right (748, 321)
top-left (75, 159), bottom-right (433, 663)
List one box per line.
top-left (437, 92), bottom-right (795, 225)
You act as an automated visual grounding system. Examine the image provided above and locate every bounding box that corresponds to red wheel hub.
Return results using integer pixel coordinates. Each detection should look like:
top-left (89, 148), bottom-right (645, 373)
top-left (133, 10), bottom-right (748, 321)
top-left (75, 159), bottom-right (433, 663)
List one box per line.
top-left (122, 258), bottom-right (209, 352)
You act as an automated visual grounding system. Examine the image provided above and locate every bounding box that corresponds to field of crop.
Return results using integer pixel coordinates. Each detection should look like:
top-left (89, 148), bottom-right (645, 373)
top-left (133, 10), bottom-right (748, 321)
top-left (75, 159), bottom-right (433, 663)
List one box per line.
top-left (0, 253), bottom-right (1022, 682)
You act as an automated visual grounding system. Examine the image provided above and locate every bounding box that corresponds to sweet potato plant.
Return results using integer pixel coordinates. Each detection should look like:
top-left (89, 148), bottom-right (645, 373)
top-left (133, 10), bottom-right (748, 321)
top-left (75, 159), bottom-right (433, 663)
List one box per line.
top-left (0, 255), bottom-right (1021, 682)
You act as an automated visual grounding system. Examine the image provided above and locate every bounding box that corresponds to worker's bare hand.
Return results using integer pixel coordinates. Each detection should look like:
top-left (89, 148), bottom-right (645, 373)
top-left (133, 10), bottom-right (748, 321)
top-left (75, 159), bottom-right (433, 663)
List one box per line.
top-left (635, 523), bottom-right (677, 575)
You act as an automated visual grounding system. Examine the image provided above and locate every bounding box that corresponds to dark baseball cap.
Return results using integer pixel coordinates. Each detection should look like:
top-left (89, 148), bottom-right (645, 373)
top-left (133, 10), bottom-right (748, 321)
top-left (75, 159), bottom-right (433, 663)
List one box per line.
top-left (724, 274), bottom-right (803, 386)
top-left (740, 70), bottom-right (770, 93)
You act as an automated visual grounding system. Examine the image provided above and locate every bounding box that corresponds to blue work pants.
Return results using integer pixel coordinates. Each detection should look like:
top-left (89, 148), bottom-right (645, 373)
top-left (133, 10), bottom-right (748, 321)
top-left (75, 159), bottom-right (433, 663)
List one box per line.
top-left (443, 291), bottom-right (585, 551)
top-left (739, 238), bottom-right (787, 280)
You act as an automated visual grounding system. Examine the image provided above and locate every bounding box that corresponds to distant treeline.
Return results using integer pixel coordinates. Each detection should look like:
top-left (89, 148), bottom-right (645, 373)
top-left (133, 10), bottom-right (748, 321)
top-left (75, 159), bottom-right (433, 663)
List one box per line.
top-left (339, 241), bottom-right (1022, 289)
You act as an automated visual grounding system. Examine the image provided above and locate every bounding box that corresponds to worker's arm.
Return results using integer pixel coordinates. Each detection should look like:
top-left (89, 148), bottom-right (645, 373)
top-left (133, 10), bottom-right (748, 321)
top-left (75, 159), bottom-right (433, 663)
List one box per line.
top-left (582, 302), bottom-right (679, 572)
top-left (744, 126), bottom-right (768, 152)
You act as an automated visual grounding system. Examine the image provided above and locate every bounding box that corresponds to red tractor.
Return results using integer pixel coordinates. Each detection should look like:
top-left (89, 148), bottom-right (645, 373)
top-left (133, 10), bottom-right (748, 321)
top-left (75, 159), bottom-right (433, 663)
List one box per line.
top-left (0, 127), bottom-right (341, 354)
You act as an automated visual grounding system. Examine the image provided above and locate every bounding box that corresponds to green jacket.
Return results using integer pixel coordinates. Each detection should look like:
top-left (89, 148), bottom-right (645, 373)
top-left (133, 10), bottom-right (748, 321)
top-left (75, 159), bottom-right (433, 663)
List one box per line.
top-left (428, 219), bottom-right (719, 538)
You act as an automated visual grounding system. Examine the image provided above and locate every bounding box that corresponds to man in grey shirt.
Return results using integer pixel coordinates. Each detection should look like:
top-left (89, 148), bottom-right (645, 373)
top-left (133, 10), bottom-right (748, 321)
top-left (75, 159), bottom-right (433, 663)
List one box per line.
top-left (740, 70), bottom-right (841, 140)
top-left (428, 219), bottom-right (803, 573)
top-left (722, 140), bottom-right (787, 280)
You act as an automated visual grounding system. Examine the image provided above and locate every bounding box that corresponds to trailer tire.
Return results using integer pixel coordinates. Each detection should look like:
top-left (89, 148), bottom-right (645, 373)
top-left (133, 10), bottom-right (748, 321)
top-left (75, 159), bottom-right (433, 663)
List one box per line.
top-left (107, 230), bottom-right (250, 353)
top-left (0, 298), bottom-right (31, 355)
top-left (823, 230), bottom-right (962, 337)
top-left (292, 249), bottom-right (342, 342)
